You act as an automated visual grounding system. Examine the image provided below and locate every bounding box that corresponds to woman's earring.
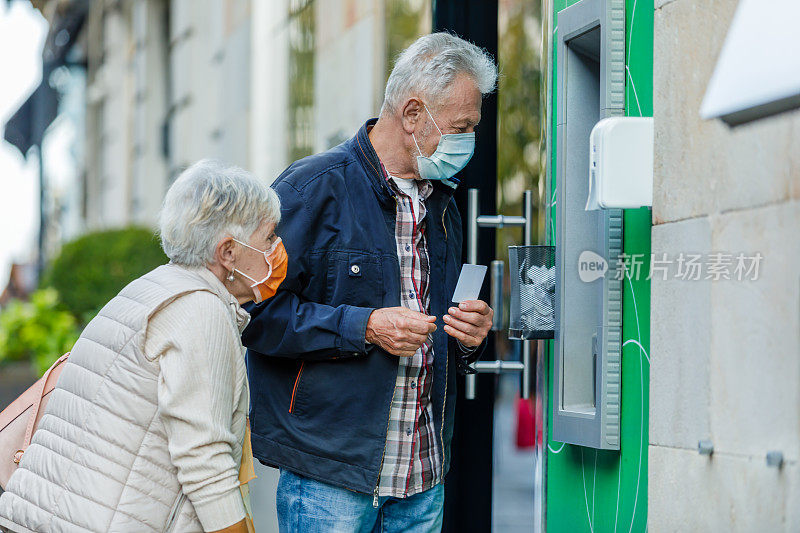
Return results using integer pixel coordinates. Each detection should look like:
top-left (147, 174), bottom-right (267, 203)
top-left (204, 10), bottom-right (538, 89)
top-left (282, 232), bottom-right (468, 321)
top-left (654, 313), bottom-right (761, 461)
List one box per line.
top-left (227, 271), bottom-right (235, 282)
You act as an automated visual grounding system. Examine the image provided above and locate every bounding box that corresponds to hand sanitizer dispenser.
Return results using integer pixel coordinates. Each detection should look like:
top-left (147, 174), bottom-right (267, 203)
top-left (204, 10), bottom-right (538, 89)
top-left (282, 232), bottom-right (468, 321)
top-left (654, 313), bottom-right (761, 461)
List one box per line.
top-left (586, 117), bottom-right (654, 210)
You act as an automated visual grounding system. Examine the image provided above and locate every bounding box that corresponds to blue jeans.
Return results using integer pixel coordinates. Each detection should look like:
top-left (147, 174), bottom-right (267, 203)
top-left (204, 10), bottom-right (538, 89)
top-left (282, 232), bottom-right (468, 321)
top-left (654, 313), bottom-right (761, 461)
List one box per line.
top-left (276, 469), bottom-right (445, 533)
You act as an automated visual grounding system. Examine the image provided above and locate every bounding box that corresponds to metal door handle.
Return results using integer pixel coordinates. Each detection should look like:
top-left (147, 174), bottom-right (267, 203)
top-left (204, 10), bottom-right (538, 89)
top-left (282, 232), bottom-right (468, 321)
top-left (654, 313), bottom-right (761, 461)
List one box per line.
top-left (464, 189), bottom-right (534, 400)
top-left (490, 260), bottom-right (504, 331)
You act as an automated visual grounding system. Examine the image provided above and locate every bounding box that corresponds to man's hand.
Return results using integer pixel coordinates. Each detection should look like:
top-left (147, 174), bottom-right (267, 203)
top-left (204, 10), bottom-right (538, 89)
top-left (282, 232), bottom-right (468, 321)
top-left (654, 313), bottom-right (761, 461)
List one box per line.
top-left (366, 307), bottom-right (437, 357)
top-left (443, 300), bottom-right (493, 348)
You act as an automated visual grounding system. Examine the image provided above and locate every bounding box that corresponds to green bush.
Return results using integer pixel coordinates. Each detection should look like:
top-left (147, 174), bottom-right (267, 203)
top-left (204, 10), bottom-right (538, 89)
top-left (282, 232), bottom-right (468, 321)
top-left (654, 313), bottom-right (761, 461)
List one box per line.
top-left (42, 227), bottom-right (167, 322)
top-left (0, 288), bottom-right (80, 375)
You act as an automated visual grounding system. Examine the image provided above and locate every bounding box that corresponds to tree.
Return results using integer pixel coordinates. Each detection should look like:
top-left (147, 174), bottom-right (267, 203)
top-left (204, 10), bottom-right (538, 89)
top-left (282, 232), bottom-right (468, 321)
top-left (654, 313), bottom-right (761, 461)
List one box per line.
top-left (41, 227), bottom-right (167, 322)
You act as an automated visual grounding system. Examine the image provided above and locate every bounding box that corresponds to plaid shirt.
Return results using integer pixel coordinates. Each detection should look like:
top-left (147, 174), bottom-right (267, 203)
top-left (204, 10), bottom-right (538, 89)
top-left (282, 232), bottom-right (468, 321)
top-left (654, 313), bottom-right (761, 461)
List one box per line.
top-left (376, 166), bottom-right (442, 498)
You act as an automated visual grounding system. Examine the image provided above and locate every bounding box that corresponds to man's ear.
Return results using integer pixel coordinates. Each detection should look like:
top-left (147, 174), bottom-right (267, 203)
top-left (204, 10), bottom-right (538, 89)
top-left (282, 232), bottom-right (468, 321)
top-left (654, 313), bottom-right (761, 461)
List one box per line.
top-left (214, 237), bottom-right (237, 271)
top-left (400, 97), bottom-right (425, 134)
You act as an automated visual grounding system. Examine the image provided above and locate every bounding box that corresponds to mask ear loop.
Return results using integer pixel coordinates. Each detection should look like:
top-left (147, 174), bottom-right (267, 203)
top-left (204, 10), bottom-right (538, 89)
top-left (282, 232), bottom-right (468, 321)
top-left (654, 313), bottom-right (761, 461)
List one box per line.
top-left (232, 238), bottom-right (274, 286)
top-left (234, 261), bottom-right (273, 288)
top-left (412, 132), bottom-right (424, 156)
top-left (423, 104), bottom-right (443, 136)
top-left (412, 102), bottom-right (443, 157)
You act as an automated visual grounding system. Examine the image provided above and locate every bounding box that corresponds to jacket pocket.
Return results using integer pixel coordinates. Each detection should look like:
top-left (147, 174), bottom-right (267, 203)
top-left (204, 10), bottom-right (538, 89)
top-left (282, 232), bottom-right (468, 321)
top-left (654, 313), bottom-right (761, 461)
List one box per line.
top-left (325, 251), bottom-right (383, 308)
top-left (289, 361), bottom-right (305, 414)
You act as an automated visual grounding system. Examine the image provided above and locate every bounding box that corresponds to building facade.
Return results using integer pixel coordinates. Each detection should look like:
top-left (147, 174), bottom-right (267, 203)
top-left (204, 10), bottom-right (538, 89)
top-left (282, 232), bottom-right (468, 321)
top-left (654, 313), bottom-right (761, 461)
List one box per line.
top-left (649, 0), bottom-right (800, 528)
top-left (29, 0), bottom-right (429, 244)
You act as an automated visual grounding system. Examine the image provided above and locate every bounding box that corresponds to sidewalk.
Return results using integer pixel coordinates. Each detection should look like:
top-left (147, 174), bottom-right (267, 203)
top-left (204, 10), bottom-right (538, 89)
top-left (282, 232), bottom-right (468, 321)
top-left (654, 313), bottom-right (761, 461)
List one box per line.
top-left (493, 376), bottom-right (537, 532)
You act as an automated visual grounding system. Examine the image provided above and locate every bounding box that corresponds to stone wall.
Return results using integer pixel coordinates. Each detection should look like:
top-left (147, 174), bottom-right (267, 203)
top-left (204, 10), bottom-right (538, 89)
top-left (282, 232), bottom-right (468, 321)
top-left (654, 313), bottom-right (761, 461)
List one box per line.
top-left (649, 0), bottom-right (800, 529)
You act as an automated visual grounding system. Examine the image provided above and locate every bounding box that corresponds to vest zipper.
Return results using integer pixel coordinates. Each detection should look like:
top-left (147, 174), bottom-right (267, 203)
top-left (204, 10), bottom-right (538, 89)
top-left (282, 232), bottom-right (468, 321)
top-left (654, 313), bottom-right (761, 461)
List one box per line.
top-left (289, 361), bottom-right (305, 413)
top-left (164, 493), bottom-right (186, 533)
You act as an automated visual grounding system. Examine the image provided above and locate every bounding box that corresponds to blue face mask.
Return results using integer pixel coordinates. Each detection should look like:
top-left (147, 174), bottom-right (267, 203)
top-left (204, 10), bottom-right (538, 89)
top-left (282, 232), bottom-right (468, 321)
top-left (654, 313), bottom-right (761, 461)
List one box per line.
top-left (412, 105), bottom-right (476, 182)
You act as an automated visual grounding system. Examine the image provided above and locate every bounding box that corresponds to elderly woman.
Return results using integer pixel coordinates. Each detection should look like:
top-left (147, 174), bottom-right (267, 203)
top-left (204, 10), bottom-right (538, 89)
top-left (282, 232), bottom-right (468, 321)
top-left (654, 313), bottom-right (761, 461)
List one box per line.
top-left (0, 160), bottom-right (285, 533)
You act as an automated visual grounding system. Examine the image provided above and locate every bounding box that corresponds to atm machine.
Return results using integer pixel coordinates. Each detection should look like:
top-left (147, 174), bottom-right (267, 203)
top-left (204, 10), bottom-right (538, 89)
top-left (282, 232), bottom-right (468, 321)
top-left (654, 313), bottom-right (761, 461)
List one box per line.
top-left (552, 0), bottom-right (652, 451)
top-left (552, 0), bottom-right (626, 451)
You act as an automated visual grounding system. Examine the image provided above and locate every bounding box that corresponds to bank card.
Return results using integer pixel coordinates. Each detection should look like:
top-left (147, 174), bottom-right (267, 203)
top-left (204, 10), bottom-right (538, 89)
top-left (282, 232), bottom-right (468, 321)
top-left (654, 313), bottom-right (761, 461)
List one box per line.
top-left (451, 264), bottom-right (488, 303)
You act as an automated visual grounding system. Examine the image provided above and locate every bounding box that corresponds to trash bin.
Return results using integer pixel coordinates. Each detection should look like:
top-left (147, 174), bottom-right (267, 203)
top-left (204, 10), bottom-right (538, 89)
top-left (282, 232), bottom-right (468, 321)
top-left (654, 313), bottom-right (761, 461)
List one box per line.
top-left (509, 245), bottom-right (556, 340)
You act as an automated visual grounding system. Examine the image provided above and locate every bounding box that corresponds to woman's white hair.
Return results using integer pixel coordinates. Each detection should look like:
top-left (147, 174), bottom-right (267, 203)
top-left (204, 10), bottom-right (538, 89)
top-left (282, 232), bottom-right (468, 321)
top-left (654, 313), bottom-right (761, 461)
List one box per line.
top-left (381, 32), bottom-right (497, 114)
top-left (159, 159), bottom-right (281, 267)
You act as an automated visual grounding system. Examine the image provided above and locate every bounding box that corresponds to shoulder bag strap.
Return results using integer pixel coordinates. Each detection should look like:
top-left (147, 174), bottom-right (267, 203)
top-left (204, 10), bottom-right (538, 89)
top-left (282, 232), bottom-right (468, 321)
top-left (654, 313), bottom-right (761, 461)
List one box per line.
top-left (20, 353), bottom-right (69, 453)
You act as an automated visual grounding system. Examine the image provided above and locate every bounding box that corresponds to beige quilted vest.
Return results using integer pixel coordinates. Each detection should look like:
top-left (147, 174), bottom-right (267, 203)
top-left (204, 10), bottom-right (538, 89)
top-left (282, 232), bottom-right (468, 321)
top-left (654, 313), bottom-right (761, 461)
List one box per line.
top-left (0, 264), bottom-right (247, 533)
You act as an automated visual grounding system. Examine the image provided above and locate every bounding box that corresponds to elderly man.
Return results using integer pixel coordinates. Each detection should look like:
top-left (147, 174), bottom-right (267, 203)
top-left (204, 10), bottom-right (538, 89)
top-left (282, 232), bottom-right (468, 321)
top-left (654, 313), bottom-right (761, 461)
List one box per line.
top-left (243, 33), bottom-right (497, 532)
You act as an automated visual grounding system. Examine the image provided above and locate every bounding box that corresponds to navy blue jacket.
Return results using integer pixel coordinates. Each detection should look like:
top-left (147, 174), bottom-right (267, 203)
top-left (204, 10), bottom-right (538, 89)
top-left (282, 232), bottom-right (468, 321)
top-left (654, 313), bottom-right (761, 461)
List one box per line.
top-left (242, 119), bottom-right (484, 496)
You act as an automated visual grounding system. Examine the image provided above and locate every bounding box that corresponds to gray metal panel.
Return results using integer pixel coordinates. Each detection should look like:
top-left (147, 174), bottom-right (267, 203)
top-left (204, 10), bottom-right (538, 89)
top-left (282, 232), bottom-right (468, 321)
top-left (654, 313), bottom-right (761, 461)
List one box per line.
top-left (552, 0), bottom-right (624, 450)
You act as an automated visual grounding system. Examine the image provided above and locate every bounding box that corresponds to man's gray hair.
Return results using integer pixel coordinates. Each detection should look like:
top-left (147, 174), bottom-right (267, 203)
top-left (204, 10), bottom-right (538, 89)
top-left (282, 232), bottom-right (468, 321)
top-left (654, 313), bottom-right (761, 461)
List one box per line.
top-left (159, 159), bottom-right (281, 267)
top-left (381, 32), bottom-right (497, 114)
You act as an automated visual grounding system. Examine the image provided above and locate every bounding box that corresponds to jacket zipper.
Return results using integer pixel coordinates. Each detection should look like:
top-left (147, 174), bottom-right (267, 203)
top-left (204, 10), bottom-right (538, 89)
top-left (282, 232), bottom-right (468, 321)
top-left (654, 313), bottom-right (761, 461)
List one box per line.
top-left (164, 493), bottom-right (186, 533)
top-left (373, 380), bottom-right (397, 507)
top-left (438, 339), bottom-right (449, 483)
top-left (289, 361), bottom-right (305, 413)
top-left (374, 202), bottom-right (399, 508)
top-left (439, 202), bottom-right (449, 482)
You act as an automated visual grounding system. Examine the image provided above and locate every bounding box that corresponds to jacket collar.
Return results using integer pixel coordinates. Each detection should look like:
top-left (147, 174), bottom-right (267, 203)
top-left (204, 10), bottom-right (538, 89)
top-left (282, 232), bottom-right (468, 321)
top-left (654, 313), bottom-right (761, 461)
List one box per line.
top-left (353, 118), bottom-right (395, 206)
top-left (352, 118), bottom-right (457, 209)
